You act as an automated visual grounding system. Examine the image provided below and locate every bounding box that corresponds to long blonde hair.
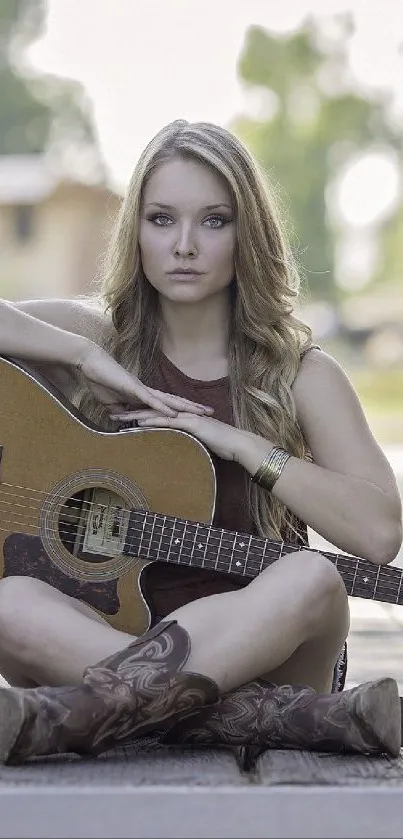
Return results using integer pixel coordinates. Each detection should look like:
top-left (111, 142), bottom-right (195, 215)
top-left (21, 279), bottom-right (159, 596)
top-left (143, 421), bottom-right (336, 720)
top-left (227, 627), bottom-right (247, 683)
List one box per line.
top-left (80, 119), bottom-right (313, 540)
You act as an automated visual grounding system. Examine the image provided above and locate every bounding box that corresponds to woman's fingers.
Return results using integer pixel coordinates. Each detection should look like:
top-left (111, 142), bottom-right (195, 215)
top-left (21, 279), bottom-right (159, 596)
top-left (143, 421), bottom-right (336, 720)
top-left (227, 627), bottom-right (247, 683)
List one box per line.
top-left (116, 381), bottom-right (177, 416)
top-left (110, 409), bottom-right (163, 421)
top-left (119, 382), bottom-right (213, 416)
top-left (149, 389), bottom-right (214, 414)
top-left (80, 345), bottom-right (213, 417)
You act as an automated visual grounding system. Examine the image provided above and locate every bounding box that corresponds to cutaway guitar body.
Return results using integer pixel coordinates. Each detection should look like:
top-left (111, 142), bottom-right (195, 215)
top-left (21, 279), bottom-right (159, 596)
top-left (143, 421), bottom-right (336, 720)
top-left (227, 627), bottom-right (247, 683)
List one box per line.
top-left (0, 357), bottom-right (216, 635)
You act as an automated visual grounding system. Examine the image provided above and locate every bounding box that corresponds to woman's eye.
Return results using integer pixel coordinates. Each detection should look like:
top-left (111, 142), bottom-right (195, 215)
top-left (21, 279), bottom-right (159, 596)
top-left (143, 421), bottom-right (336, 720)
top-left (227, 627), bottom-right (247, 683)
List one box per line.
top-left (204, 215), bottom-right (227, 228)
top-left (150, 214), bottom-right (172, 226)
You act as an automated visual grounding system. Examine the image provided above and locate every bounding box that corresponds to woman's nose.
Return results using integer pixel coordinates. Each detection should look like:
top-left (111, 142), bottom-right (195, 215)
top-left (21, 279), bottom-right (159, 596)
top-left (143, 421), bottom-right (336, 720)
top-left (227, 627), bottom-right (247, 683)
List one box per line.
top-left (173, 225), bottom-right (198, 257)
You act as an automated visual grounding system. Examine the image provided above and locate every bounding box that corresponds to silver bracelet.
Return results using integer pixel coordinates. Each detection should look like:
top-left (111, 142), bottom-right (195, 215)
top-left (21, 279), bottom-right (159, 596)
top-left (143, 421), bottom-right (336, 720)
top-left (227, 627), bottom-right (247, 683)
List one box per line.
top-left (251, 446), bottom-right (291, 492)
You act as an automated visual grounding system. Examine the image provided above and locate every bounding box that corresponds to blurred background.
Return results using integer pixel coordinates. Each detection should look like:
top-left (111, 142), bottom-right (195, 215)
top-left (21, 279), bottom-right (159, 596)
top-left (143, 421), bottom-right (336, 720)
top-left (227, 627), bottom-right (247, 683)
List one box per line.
top-left (0, 0), bottom-right (402, 685)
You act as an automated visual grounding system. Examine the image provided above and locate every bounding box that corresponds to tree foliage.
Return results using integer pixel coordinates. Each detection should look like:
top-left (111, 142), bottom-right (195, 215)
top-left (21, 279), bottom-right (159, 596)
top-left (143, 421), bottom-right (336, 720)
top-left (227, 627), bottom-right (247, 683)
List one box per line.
top-left (0, 0), bottom-right (103, 177)
top-left (231, 17), bottom-right (401, 301)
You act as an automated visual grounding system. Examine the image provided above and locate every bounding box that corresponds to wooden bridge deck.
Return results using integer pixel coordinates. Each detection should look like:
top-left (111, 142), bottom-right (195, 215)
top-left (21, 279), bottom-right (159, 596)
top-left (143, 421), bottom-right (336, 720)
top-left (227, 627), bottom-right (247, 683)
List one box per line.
top-left (0, 738), bottom-right (402, 839)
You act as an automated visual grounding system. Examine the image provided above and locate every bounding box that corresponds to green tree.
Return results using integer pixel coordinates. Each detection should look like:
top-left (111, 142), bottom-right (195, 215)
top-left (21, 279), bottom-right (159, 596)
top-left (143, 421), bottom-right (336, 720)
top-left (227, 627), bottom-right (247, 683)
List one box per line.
top-left (231, 17), bottom-right (401, 302)
top-left (372, 197), bottom-right (403, 288)
top-left (0, 0), bottom-right (104, 178)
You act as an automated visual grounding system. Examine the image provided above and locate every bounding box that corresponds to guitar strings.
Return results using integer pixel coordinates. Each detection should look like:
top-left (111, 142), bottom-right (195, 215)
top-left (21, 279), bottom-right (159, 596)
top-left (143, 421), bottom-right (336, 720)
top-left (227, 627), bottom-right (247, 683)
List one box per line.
top-left (0, 508), bottom-right (394, 584)
top-left (0, 517), bottom-right (400, 603)
top-left (0, 499), bottom-right (401, 602)
top-left (2, 480), bottom-right (397, 592)
top-left (0, 482), bottom-right (400, 582)
top-left (0, 481), bottom-right (137, 514)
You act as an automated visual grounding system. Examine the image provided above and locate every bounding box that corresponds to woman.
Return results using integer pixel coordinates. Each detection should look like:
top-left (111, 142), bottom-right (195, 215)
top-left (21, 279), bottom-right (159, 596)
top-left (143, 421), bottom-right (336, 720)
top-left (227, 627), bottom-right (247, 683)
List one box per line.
top-left (0, 119), bottom-right (401, 763)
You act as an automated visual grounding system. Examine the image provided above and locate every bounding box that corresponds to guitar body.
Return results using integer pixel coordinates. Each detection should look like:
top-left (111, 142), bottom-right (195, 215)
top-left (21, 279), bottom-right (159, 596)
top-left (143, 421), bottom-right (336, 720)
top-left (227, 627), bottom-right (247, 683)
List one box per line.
top-left (0, 357), bottom-right (216, 635)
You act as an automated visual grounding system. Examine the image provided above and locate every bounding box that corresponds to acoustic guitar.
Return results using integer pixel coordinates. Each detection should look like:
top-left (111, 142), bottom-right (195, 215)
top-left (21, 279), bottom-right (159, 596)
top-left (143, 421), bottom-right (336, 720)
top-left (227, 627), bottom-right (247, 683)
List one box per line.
top-left (0, 355), bottom-right (402, 636)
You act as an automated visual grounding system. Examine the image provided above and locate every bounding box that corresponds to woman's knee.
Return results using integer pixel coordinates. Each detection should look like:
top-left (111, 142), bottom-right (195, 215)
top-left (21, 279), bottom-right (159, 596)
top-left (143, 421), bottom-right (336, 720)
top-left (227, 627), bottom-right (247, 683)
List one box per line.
top-left (295, 550), bottom-right (349, 634)
top-left (0, 576), bottom-right (56, 652)
top-left (259, 549), bottom-right (349, 633)
top-left (296, 549), bottom-right (347, 591)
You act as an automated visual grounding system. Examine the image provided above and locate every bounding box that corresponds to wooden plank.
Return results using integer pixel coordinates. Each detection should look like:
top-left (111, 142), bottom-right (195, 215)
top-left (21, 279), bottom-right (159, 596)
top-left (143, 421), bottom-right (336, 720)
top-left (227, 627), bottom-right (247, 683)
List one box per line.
top-left (0, 741), bottom-right (245, 788)
top-left (1, 745), bottom-right (403, 838)
top-left (256, 748), bottom-right (403, 786)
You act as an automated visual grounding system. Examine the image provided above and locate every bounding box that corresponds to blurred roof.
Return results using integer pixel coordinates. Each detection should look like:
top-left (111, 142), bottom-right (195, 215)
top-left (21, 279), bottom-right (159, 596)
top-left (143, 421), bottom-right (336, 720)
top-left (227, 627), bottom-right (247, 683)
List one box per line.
top-left (0, 154), bottom-right (119, 205)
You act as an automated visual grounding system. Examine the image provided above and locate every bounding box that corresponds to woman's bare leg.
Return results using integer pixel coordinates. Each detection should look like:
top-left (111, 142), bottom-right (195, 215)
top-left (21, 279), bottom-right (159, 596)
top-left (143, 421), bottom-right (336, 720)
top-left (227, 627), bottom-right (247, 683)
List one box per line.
top-left (0, 577), bottom-right (135, 686)
top-left (0, 551), bottom-right (349, 692)
top-left (167, 551), bottom-right (349, 693)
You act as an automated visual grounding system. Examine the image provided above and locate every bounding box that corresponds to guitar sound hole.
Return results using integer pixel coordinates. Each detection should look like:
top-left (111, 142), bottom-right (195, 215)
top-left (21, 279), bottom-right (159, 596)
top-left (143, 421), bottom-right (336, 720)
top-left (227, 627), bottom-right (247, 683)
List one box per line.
top-left (58, 486), bottom-right (129, 563)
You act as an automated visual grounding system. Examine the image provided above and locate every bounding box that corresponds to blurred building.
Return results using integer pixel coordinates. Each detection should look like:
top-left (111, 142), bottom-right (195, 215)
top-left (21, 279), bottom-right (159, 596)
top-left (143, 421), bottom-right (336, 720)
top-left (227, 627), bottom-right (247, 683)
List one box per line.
top-left (0, 155), bottom-right (122, 300)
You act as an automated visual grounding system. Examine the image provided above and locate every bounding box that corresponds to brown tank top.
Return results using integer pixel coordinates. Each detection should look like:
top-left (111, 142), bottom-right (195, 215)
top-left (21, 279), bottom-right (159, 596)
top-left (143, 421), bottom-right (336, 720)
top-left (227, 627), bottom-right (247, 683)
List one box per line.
top-left (141, 350), bottom-right (309, 608)
top-left (146, 352), bottom-right (254, 534)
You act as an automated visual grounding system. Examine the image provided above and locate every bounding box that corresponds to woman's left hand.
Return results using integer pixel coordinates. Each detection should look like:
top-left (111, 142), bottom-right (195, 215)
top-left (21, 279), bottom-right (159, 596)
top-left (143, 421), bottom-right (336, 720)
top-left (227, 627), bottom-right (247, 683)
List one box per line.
top-left (110, 408), bottom-right (252, 463)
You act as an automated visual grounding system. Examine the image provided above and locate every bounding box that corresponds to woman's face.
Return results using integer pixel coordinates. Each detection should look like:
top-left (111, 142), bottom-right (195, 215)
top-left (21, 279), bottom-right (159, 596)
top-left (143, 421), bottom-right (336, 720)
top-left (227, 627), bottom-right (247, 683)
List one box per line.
top-left (139, 157), bottom-right (236, 304)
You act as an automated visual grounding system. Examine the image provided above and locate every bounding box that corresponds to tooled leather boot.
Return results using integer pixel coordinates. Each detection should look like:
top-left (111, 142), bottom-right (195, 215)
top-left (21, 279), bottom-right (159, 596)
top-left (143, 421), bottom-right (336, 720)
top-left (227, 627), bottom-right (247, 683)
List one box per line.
top-left (164, 676), bottom-right (401, 757)
top-left (0, 620), bottom-right (219, 764)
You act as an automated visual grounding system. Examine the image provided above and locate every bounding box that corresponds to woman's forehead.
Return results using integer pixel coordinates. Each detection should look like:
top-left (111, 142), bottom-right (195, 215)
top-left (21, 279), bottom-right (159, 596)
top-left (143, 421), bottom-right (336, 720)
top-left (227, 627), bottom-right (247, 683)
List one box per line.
top-left (143, 158), bottom-right (232, 208)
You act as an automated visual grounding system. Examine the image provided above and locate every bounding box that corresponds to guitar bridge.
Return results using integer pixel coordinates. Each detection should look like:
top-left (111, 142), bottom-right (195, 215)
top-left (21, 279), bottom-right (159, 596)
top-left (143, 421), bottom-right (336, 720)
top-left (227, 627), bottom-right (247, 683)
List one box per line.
top-left (82, 488), bottom-right (131, 558)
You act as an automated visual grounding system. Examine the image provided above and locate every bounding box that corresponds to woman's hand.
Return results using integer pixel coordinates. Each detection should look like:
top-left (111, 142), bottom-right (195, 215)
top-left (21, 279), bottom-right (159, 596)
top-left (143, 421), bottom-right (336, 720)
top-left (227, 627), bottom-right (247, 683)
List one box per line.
top-left (78, 344), bottom-right (214, 418)
top-left (109, 407), bottom-right (260, 463)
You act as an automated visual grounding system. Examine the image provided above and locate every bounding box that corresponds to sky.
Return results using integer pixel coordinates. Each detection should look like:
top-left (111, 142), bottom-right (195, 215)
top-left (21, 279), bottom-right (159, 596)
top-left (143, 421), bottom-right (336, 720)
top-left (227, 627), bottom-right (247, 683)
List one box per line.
top-left (26, 0), bottom-right (403, 287)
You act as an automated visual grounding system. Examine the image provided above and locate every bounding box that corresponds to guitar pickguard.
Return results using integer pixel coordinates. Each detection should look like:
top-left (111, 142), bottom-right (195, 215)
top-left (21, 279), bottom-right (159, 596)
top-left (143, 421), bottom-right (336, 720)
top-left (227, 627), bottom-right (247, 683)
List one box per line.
top-left (3, 533), bottom-right (120, 614)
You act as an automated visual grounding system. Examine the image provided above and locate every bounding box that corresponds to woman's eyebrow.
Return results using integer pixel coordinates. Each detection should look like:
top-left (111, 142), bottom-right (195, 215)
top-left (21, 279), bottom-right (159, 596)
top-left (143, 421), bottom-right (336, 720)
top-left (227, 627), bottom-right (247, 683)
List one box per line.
top-left (145, 202), bottom-right (233, 211)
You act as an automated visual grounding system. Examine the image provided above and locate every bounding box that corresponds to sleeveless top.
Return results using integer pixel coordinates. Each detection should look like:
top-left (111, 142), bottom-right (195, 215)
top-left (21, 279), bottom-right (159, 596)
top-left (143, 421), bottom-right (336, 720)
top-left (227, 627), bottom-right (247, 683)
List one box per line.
top-left (141, 349), bottom-right (348, 694)
top-left (140, 350), bottom-right (309, 604)
top-left (146, 352), bottom-right (254, 535)
top-left (145, 349), bottom-right (314, 539)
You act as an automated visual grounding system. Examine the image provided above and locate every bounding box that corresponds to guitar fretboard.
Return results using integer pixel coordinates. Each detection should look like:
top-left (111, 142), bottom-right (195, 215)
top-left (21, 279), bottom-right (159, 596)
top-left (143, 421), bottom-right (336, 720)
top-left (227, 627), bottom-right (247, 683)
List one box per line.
top-left (124, 510), bottom-right (403, 606)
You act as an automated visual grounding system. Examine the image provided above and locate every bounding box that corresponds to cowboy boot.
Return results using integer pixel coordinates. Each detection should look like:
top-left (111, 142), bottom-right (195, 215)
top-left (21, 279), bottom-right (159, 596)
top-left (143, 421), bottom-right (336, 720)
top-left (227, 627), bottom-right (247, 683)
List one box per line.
top-left (164, 676), bottom-right (401, 757)
top-left (0, 620), bottom-right (219, 764)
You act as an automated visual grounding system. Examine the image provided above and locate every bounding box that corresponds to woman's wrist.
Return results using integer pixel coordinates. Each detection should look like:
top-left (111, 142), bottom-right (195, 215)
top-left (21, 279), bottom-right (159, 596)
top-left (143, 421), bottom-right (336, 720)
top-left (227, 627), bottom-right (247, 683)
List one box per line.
top-left (236, 432), bottom-right (291, 491)
top-left (236, 432), bottom-right (275, 474)
top-left (65, 334), bottom-right (94, 371)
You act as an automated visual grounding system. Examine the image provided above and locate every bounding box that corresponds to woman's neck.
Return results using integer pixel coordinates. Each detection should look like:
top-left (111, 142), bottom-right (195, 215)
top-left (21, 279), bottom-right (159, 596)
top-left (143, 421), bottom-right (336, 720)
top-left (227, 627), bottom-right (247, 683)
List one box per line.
top-left (160, 290), bottom-right (230, 365)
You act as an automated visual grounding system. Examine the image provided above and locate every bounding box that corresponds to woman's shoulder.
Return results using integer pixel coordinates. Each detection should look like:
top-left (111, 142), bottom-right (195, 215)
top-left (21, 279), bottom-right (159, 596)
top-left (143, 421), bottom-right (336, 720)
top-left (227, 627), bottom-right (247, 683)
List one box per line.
top-left (293, 346), bottom-right (346, 396)
top-left (292, 346), bottom-right (363, 435)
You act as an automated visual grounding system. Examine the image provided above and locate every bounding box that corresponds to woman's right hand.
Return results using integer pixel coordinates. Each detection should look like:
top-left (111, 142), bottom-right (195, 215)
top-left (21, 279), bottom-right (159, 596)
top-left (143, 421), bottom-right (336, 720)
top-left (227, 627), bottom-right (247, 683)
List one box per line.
top-left (77, 343), bottom-right (213, 418)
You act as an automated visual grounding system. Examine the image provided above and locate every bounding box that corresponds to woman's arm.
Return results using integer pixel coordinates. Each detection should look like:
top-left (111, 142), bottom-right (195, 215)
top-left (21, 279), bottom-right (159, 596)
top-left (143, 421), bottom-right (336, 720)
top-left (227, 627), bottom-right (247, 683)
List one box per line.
top-left (0, 298), bottom-right (96, 368)
top-left (0, 298), bottom-right (215, 417)
top-left (239, 350), bottom-right (402, 564)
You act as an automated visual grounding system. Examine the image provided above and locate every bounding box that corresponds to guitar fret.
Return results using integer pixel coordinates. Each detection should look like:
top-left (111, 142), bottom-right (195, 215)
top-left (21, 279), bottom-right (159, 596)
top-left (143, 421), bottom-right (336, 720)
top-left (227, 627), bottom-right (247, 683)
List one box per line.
top-left (147, 512), bottom-right (156, 559)
top-left (245, 534), bottom-right (253, 575)
top-left (167, 517), bottom-right (175, 563)
top-left (259, 540), bottom-right (267, 572)
top-left (350, 558), bottom-right (359, 597)
top-left (374, 564), bottom-right (381, 600)
top-left (137, 513), bottom-right (147, 557)
top-left (172, 517), bottom-right (183, 563)
top-left (397, 572), bottom-right (402, 605)
top-left (181, 520), bottom-right (189, 564)
top-left (124, 510), bottom-right (403, 608)
top-left (215, 530), bottom-right (223, 570)
top-left (202, 526), bottom-right (210, 568)
top-left (193, 522), bottom-right (201, 565)
top-left (154, 514), bottom-right (165, 560)
top-left (229, 534), bottom-right (236, 573)
top-left (257, 538), bottom-right (266, 573)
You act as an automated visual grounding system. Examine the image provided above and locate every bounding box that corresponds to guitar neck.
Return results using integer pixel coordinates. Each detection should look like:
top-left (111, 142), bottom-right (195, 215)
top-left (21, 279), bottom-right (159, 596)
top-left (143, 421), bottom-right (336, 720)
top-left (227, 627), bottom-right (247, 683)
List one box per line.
top-left (124, 510), bottom-right (403, 606)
